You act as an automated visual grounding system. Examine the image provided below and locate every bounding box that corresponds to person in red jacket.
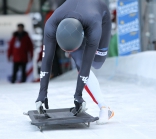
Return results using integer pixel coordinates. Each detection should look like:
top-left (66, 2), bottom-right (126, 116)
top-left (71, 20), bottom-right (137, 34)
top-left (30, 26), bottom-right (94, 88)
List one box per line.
top-left (8, 23), bottom-right (33, 83)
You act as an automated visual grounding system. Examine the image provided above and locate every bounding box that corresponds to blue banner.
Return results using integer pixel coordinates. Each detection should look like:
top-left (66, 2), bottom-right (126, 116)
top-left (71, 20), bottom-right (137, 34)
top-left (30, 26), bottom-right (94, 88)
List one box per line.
top-left (117, 0), bottom-right (141, 56)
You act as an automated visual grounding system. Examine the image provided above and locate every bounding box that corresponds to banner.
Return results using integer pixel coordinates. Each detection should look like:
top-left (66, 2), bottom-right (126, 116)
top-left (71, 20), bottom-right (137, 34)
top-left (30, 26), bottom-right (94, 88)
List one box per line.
top-left (0, 15), bottom-right (34, 82)
top-left (117, 0), bottom-right (141, 56)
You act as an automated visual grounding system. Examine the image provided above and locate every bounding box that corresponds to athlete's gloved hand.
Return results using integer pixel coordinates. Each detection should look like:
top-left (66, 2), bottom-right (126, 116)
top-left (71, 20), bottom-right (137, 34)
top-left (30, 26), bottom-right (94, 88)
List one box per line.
top-left (70, 98), bottom-right (88, 116)
top-left (36, 97), bottom-right (49, 114)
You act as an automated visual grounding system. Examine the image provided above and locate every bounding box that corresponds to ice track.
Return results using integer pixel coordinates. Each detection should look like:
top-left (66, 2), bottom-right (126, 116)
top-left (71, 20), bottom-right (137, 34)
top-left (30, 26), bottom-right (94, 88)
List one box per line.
top-left (0, 52), bottom-right (156, 139)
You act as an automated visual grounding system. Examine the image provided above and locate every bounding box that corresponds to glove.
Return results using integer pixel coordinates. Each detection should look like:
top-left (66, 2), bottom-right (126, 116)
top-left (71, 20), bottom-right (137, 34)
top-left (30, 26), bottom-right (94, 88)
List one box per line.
top-left (36, 97), bottom-right (49, 114)
top-left (70, 99), bottom-right (88, 116)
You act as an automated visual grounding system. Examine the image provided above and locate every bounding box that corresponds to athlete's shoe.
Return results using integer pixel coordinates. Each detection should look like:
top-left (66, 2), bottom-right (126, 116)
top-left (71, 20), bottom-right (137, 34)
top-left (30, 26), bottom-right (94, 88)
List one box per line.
top-left (70, 99), bottom-right (86, 116)
top-left (96, 107), bottom-right (114, 125)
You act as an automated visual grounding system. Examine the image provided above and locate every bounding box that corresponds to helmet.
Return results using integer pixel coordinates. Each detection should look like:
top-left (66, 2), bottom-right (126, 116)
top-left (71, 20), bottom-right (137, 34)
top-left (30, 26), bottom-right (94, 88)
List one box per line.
top-left (56, 18), bottom-right (84, 52)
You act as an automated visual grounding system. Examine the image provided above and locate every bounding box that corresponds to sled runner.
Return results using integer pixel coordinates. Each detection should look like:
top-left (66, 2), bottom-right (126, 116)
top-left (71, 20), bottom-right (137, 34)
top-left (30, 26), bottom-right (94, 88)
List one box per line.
top-left (24, 108), bottom-right (99, 131)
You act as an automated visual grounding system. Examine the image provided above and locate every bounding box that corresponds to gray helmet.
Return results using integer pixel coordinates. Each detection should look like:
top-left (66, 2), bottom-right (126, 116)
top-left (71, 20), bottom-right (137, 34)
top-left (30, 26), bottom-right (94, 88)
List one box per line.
top-left (56, 18), bottom-right (84, 52)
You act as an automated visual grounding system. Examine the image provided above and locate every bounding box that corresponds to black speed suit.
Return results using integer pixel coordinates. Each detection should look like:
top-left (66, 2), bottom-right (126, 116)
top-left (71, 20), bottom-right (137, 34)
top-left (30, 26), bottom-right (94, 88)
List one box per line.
top-left (36, 0), bottom-right (111, 103)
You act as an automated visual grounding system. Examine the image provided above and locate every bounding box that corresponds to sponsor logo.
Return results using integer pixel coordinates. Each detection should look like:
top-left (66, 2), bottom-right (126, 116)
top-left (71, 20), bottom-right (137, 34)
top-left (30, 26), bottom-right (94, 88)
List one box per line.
top-left (118, 1), bottom-right (138, 17)
top-left (96, 51), bottom-right (107, 56)
top-left (40, 71), bottom-right (48, 79)
top-left (119, 19), bottom-right (139, 35)
top-left (80, 76), bottom-right (88, 84)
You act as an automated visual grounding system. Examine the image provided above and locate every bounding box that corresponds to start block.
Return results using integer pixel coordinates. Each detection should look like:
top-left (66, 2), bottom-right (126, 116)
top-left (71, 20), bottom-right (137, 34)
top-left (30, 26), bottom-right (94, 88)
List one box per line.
top-left (25, 108), bottom-right (99, 131)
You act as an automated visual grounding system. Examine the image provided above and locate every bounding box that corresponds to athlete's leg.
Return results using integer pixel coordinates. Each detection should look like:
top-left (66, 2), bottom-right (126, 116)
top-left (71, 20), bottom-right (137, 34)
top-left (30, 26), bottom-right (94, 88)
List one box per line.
top-left (85, 69), bottom-right (115, 124)
top-left (93, 13), bottom-right (114, 124)
top-left (86, 12), bottom-right (111, 108)
top-left (85, 70), bottom-right (107, 108)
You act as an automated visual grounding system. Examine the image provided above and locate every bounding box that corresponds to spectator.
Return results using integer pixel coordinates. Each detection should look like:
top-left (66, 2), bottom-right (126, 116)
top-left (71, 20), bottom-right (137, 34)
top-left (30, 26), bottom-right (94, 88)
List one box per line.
top-left (8, 23), bottom-right (33, 83)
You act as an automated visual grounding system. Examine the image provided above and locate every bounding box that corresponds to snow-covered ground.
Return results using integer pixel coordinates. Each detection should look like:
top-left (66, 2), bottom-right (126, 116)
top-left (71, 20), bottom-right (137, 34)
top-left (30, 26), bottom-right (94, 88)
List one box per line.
top-left (0, 51), bottom-right (156, 139)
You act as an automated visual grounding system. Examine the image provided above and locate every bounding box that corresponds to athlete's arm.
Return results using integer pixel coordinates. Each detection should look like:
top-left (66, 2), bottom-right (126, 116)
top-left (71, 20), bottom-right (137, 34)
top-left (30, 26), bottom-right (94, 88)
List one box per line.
top-left (74, 22), bottom-right (102, 101)
top-left (36, 17), bottom-right (57, 103)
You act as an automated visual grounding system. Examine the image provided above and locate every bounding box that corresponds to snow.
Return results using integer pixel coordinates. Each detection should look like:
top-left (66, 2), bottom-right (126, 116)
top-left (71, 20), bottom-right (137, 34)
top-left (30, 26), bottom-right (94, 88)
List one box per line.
top-left (0, 51), bottom-right (156, 139)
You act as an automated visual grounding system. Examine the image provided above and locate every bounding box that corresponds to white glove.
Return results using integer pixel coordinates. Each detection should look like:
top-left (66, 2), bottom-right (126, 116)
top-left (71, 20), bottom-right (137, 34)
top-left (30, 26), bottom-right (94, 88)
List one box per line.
top-left (35, 98), bottom-right (49, 114)
top-left (36, 101), bottom-right (43, 114)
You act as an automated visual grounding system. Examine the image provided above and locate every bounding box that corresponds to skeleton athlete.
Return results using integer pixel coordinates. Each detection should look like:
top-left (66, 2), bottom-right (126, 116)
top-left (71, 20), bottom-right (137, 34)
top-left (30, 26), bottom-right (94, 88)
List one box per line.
top-left (36, 0), bottom-right (114, 124)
